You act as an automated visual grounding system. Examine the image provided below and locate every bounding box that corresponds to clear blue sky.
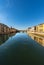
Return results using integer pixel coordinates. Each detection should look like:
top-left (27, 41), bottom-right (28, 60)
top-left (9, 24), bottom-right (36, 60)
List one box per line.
top-left (0, 0), bottom-right (44, 30)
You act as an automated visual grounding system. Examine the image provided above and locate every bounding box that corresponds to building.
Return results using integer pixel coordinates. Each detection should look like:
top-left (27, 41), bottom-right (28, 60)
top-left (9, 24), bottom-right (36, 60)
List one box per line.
top-left (0, 23), bottom-right (2, 34)
top-left (27, 23), bottom-right (44, 33)
top-left (9, 27), bottom-right (17, 33)
top-left (35, 23), bottom-right (44, 32)
top-left (27, 27), bottom-right (35, 33)
top-left (0, 23), bottom-right (17, 34)
top-left (0, 23), bottom-right (10, 34)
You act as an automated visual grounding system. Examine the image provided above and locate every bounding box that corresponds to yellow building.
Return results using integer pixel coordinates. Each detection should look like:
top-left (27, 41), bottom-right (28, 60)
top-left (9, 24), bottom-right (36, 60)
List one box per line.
top-left (35, 23), bottom-right (44, 32)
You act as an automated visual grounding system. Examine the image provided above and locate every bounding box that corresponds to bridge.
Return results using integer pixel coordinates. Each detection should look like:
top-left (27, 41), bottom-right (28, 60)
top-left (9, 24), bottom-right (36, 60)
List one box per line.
top-left (19, 30), bottom-right (27, 33)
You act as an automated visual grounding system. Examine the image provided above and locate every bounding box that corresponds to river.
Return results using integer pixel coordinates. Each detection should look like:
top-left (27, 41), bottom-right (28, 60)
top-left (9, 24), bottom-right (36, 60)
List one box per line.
top-left (0, 33), bottom-right (44, 65)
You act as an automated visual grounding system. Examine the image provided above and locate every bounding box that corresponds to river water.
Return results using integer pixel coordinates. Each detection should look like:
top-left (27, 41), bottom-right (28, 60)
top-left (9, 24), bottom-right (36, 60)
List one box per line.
top-left (0, 33), bottom-right (44, 65)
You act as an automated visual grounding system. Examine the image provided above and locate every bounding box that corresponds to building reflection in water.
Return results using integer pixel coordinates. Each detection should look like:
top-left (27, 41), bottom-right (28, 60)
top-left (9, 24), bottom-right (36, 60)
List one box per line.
top-left (0, 33), bottom-right (16, 45)
top-left (28, 33), bottom-right (44, 46)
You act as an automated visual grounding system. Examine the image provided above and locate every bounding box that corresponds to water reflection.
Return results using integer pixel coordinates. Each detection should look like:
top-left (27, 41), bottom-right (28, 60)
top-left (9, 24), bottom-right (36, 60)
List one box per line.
top-left (0, 33), bottom-right (44, 65)
top-left (0, 33), bottom-right (16, 45)
top-left (28, 33), bottom-right (44, 46)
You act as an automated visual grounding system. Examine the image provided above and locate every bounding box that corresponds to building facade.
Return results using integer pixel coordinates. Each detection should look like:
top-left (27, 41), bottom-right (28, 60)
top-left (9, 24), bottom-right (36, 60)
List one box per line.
top-left (9, 27), bottom-right (17, 33)
top-left (27, 23), bottom-right (44, 33)
top-left (0, 23), bottom-right (10, 34)
top-left (0, 23), bottom-right (17, 34)
top-left (35, 23), bottom-right (44, 32)
top-left (27, 27), bottom-right (35, 33)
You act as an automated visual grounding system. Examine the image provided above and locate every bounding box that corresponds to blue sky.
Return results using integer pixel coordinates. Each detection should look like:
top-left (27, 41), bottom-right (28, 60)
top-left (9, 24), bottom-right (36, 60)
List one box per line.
top-left (0, 0), bottom-right (44, 30)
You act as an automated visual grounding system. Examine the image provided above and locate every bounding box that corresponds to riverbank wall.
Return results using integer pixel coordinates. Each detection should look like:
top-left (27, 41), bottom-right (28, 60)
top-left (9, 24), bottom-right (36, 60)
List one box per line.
top-left (27, 32), bottom-right (44, 37)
